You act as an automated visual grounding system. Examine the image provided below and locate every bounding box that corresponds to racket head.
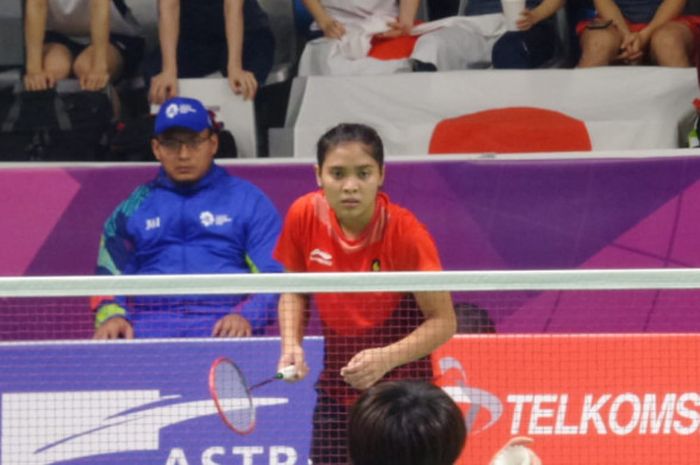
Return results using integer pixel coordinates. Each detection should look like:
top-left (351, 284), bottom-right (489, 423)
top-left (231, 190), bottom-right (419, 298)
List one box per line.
top-left (209, 357), bottom-right (256, 435)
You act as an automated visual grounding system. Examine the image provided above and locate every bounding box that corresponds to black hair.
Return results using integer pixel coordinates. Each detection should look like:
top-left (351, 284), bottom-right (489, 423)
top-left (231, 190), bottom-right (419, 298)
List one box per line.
top-left (348, 381), bottom-right (467, 465)
top-left (316, 123), bottom-right (384, 169)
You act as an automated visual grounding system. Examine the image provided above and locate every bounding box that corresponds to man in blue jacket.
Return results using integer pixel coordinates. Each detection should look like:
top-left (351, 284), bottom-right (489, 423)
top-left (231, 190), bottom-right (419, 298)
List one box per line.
top-left (94, 96), bottom-right (283, 339)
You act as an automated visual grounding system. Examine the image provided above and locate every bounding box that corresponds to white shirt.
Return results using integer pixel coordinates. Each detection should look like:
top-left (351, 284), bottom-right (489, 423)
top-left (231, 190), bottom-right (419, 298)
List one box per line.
top-left (320, 0), bottom-right (399, 25)
top-left (46, 0), bottom-right (141, 38)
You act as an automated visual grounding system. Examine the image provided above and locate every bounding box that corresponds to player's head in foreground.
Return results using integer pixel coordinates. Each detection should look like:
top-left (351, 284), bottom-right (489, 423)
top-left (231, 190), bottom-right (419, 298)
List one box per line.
top-left (348, 380), bottom-right (467, 465)
top-left (315, 123), bottom-right (386, 236)
top-left (151, 96), bottom-right (218, 184)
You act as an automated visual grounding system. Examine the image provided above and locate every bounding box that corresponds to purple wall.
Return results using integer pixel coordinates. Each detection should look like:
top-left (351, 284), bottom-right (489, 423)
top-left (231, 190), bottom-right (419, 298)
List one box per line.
top-left (2, 157), bottom-right (700, 337)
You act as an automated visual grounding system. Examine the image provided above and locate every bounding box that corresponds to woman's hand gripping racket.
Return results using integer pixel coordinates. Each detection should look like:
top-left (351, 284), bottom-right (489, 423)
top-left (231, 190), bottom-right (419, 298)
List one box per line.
top-left (209, 357), bottom-right (297, 434)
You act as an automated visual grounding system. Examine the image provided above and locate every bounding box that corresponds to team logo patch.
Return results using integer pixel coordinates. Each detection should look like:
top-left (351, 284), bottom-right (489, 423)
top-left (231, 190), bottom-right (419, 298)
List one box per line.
top-left (145, 217), bottom-right (161, 231)
top-left (165, 102), bottom-right (197, 119)
top-left (200, 211), bottom-right (215, 227)
top-left (371, 259), bottom-right (381, 271)
top-left (309, 248), bottom-right (333, 266)
top-left (200, 211), bottom-right (232, 227)
top-left (165, 103), bottom-right (179, 118)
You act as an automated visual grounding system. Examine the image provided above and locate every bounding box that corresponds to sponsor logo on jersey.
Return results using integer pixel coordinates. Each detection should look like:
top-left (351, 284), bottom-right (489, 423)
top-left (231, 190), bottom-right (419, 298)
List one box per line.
top-left (146, 217), bottom-right (161, 231)
top-left (200, 211), bottom-right (233, 227)
top-left (309, 248), bottom-right (333, 266)
top-left (165, 103), bottom-right (197, 119)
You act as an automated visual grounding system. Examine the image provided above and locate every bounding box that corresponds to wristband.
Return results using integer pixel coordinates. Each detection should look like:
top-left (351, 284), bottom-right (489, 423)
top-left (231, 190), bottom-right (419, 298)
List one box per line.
top-left (95, 303), bottom-right (128, 329)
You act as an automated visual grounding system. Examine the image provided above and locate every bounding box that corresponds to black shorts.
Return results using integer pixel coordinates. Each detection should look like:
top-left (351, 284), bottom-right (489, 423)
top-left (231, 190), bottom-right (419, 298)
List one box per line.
top-left (44, 30), bottom-right (145, 78)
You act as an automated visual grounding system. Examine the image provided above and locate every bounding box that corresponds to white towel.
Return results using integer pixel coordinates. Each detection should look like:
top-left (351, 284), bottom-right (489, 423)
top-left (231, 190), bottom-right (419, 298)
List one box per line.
top-left (298, 14), bottom-right (507, 75)
top-left (330, 15), bottom-right (394, 60)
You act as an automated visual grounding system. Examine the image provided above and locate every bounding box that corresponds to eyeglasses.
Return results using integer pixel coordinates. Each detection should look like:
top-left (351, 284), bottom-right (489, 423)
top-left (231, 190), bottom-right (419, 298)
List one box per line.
top-left (157, 135), bottom-right (211, 152)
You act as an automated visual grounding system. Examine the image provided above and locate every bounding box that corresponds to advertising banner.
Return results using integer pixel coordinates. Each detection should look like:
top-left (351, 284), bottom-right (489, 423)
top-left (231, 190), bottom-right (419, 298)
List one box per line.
top-left (0, 338), bottom-right (323, 465)
top-left (434, 334), bottom-right (700, 465)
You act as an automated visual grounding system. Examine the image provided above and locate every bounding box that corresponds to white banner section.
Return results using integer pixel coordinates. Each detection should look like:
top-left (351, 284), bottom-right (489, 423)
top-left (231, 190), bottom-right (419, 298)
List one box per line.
top-left (292, 67), bottom-right (698, 157)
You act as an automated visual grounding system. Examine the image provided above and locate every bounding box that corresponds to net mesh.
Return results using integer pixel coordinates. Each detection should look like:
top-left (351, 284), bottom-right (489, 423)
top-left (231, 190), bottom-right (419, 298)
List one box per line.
top-left (0, 270), bottom-right (699, 465)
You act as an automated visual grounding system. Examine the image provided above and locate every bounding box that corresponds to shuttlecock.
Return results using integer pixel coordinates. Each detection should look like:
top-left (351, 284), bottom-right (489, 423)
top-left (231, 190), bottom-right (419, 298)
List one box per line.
top-left (490, 444), bottom-right (532, 465)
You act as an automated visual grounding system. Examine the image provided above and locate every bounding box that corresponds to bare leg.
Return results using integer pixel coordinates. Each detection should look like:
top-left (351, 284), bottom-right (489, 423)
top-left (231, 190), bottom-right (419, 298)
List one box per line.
top-left (649, 22), bottom-right (694, 67)
top-left (577, 27), bottom-right (624, 67)
top-left (72, 43), bottom-right (124, 82)
top-left (42, 42), bottom-right (73, 81)
top-left (73, 43), bottom-right (124, 117)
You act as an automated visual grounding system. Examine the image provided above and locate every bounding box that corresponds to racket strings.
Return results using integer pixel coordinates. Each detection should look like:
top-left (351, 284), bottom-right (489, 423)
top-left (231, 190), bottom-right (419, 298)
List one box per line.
top-left (214, 361), bottom-right (255, 433)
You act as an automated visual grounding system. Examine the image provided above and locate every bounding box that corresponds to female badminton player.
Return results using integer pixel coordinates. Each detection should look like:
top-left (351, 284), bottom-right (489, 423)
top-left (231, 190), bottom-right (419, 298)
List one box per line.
top-left (273, 123), bottom-right (457, 465)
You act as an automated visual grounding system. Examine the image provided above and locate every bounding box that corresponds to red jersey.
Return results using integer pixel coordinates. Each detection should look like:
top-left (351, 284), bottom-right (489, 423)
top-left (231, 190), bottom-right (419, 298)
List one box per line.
top-left (274, 191), bottom-right (443, 403)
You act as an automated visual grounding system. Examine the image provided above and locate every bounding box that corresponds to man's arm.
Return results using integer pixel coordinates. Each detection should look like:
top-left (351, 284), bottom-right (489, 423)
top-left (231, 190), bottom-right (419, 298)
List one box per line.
top-left (215, 192), bottom-right (283, 336)
top-left (340, 291), bottom-right (456, 390)
top-left (24, 0), bottom-right (52, 91)
top-left (93, 231), bottom-right (134, 339)
top-left (149, 0), bottom-right (180, 103)
top-left (93, 202), bottom-right (137, 339)
top-left (223, 0), bottom-right (258, 100)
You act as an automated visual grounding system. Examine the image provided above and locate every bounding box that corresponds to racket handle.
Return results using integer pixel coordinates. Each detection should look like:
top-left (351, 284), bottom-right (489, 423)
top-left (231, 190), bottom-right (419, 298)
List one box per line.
top-left (276, 365), bottom-right (297, 380)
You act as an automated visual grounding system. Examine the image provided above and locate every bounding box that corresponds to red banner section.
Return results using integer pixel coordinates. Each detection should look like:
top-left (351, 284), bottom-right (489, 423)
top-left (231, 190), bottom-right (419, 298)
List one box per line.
top-left (433, 334), bottom-right (700, 465)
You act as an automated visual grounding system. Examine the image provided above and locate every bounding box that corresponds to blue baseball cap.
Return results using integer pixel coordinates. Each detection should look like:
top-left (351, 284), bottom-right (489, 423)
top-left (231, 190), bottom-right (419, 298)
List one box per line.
top-left (154, 97), bottom-right (213, 136)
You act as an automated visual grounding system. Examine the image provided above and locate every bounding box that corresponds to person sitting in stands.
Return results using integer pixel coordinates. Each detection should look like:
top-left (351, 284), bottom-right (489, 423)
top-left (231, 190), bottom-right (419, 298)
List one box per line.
top-left (93, 96), bottom-right (282, 339)
top-left (24, 0), bottom-right (144, 91)
top-left (298, 0), bottom-right (503, 75)
top-left (576, 0), bottom-right (698, 66)
top-left (463, 0), bottom-right (565, 68)
top-left (147, 0), bottom-right (275, 102)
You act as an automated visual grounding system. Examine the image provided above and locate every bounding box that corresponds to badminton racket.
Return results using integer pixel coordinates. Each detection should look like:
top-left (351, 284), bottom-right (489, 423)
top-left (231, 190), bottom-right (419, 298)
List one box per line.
top-left (209, 357), bottom-right (296, 434)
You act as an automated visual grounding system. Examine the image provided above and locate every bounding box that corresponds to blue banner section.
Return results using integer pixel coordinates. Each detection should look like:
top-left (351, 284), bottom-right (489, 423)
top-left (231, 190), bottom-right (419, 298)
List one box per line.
top-left (0, 338), bottom-right (323, 465)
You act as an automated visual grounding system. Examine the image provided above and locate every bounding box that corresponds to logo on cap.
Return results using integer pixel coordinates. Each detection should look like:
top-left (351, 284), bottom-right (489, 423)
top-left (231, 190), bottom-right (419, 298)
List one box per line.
top-left (165, 103), bottom-right (198, 119)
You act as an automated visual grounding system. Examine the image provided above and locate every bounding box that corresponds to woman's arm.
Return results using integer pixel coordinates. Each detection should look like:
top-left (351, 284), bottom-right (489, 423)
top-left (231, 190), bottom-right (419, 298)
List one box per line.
top-left (24, 0), bottom-right (51, 90)
top-left (224, 0), bottom-right (258, 99)
top-left (149, 0), bottom-right (180, 103)
top-left (81, 0), bottom-right (111, 90)
top-left (277, 292), bottom-right (311, 379)
top-left (340, 291), bottom-right (457, 390)
top-left (381, 0), bottom-right (419, 37)
top-left (518, 0), bottom-right (565, 30)
top-left (302, 0), bottom-right (345, 38)
top-left (642, 0), bottom-right (686, 37)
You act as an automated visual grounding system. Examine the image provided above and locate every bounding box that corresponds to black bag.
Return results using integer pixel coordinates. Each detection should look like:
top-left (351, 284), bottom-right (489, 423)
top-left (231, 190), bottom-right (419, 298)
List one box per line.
top-left (0, 85), bottom-right (114, 161)
top-left (216, 128), bottom-right (238, 159)
top-left (109, 114), bottom-right (156, 162)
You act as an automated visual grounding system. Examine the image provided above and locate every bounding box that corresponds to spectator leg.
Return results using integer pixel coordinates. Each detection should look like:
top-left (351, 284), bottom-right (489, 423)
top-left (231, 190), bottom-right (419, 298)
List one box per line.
top-left (649, 22), bottom-right (694, 67)
top-left (73, 44), bottom-right (124, 116)
top-left (577, 28), bottom-right (622, 67)
top-left (42, 42), bottom-right (73, 81)
top-left (72, 43), bottom-right (125, 82)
